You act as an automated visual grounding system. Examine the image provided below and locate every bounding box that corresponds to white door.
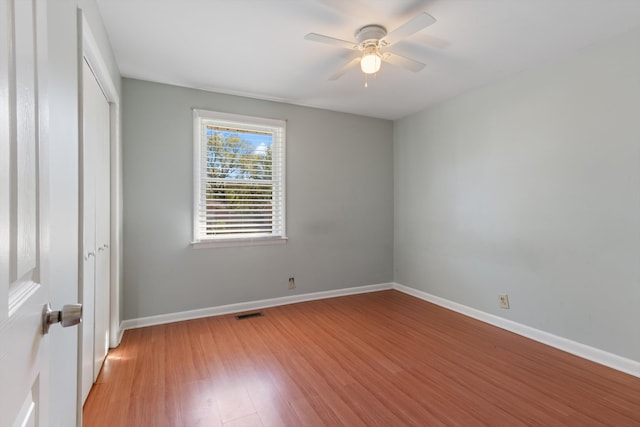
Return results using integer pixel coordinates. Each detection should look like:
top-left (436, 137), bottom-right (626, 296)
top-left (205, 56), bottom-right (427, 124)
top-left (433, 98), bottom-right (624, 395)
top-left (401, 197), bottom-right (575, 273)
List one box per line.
top-left (80, 59), bottom-right (96, 404)
top-left (92, 68), bottom-right (110, 382)
top-left (80, 59), bottom-right (111, 403)
top-left (0, 0), bottom-right (61, 425)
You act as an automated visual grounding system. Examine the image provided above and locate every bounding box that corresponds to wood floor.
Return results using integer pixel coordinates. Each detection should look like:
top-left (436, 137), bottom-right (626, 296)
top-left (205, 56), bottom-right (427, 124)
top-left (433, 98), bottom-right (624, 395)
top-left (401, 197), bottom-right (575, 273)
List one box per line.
top-left (83, 290), bottom-right (640, 426)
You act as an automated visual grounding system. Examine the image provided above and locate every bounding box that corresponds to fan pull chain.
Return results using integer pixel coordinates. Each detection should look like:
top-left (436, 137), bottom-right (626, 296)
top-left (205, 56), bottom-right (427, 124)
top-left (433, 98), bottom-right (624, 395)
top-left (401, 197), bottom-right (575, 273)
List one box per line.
top-left (364, 72), bottom-right (378, 88)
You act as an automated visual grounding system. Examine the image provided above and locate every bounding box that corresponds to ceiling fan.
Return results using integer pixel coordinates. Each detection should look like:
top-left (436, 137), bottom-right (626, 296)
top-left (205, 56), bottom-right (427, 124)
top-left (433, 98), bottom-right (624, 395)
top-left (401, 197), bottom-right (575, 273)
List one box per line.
top-left (304, 11), bottom-right (436, 82)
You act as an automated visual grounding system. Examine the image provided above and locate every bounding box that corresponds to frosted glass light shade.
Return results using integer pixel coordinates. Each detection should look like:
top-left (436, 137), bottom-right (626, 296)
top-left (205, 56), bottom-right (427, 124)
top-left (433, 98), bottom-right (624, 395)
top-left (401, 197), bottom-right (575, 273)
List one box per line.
top-left (360, 47), bottom-right (382, 74)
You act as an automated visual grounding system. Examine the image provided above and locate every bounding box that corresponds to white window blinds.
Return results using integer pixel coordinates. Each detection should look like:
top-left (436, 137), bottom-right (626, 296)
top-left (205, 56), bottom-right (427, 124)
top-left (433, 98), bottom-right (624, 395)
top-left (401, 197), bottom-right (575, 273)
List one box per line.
top-left (193, 110), bottom-right (286, 244)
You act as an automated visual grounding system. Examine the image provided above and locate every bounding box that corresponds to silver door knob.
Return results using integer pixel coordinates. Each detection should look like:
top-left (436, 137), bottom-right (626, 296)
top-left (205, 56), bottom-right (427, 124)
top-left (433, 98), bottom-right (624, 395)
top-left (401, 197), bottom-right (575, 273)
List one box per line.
top-left (42, 303), bottom-right (83, 334)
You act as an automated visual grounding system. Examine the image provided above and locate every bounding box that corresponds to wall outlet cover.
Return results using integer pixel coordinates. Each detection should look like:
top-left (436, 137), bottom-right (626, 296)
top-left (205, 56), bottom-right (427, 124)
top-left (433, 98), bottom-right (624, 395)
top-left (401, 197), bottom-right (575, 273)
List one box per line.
top-left (498, 293), bottom-right (510, 309)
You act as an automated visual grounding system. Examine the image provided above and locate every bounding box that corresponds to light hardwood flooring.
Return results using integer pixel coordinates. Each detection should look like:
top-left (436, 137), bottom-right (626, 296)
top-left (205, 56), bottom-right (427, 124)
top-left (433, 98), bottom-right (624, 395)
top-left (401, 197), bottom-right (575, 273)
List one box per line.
top-left (83, 290), bottom-right (640, 426)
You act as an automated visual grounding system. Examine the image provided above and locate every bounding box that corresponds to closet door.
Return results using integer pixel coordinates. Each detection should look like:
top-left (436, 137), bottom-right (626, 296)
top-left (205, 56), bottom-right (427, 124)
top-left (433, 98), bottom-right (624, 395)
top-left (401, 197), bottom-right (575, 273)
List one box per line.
top-left (81, 59), bottom-right (110, 402)
top-left (81, 59), bottom-right (97, 403)
top-left (93, 75), bottom-right (110, 381)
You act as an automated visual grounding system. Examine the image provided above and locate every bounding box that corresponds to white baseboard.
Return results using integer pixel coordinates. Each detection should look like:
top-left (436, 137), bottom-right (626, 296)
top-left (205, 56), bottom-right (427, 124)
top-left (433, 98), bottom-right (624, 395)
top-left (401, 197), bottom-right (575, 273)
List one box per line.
top-left (108, 322), bottom-right (124, 349)
top-left (392, 283), bottom-right (640, 379)
top-left (116, 323), bottom-right (125, 346)
top-left (121, 282), bottom-right (394, 331)
top-left (119, 280), bottom-right (639, 378)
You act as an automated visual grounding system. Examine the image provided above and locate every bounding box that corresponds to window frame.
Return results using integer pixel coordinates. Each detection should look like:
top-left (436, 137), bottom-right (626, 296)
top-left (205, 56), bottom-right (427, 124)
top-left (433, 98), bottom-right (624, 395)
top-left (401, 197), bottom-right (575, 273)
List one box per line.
top-left (192, 109), bottom-right (287, 249)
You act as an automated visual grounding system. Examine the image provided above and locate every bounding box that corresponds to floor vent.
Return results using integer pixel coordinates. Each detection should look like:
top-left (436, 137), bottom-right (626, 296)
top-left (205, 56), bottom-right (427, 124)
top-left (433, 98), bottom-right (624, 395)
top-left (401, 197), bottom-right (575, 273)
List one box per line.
top-left (235, 312), bottom-right (263, 320)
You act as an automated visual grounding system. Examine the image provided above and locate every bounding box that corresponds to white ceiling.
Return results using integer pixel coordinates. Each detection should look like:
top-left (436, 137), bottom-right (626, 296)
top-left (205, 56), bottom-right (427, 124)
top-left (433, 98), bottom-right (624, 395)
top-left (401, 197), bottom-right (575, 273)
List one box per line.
top-left (96, 0), bottom-right (640, 120)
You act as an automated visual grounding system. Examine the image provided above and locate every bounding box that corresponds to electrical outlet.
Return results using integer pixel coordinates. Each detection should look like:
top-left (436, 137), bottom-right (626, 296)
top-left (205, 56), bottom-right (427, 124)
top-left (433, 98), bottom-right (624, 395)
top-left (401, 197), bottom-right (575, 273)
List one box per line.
top-left (498, 293), bottom-right (510, 309)
top-left (288, 277), bottom-right (296, 289)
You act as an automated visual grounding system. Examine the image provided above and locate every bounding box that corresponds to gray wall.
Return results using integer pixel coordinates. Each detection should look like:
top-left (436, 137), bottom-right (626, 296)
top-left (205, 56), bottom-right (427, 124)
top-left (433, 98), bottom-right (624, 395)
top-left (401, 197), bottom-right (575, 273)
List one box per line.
top-left (122, 79), bottom-right (394, 320)
top-left (394, 28), bottom-right (640, 362)
top-left (48, 1), bottom-right (121, 425)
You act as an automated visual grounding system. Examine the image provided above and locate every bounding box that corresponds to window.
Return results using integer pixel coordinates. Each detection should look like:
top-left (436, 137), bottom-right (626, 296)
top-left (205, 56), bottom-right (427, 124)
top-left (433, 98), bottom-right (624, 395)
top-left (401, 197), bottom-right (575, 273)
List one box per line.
top-left (193, 109), bottom-right (286, 247)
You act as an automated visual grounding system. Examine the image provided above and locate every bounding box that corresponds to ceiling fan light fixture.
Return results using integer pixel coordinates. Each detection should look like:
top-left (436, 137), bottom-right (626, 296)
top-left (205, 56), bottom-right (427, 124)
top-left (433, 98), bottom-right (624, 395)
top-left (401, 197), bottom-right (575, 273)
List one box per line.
top-left (360, 45), bottom-right (381, 74)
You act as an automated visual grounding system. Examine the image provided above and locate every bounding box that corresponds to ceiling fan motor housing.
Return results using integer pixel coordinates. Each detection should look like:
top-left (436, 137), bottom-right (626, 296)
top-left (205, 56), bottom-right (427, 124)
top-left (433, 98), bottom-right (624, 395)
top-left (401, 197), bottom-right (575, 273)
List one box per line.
top-left (355, 24), bottom-right (387, 49)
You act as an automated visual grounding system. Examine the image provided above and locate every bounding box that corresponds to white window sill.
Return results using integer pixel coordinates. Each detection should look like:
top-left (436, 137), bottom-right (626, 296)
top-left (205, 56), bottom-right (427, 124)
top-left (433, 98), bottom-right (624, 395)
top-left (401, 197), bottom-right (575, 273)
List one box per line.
top-left (191, 236), bottom-right (288, 249)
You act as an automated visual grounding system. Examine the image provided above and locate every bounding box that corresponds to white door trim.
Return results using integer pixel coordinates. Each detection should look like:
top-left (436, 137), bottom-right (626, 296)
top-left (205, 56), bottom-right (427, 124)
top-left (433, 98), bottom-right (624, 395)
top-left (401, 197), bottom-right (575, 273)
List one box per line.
top-left (79, 10), bottom-right (122, 349)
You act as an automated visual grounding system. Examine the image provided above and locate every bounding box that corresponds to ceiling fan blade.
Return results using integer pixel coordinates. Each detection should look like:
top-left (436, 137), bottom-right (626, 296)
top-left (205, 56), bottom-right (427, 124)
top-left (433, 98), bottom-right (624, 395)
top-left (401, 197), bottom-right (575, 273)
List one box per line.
top-left (329, 55), bottom-right (361, 81)
top-left (382, 51), bottom-right (425, 72)
top-left (304, 33), bottom-right (358, 50)
top-left (380, 12), bottom-right (436, 46)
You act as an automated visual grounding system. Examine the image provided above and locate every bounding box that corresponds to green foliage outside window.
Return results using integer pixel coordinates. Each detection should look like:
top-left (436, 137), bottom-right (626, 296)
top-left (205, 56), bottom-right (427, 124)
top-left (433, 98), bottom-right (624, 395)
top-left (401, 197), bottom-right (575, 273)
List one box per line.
top-left (205, 130), bottom-right (274, 235)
